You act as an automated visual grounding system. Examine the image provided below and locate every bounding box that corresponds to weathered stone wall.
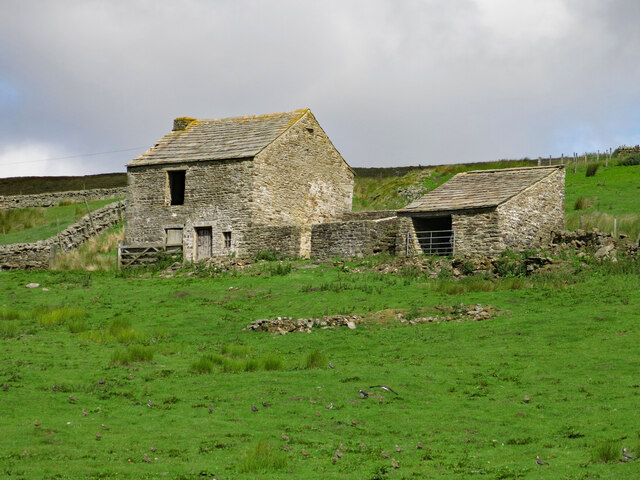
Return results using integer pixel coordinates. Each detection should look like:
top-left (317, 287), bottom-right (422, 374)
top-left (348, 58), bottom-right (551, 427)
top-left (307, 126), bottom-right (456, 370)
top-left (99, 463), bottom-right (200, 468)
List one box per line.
top-left (125, 160), bottom-right (254, 261)
top-left (310, 217), bottom-right (398, 259)
top-left (1, 188), bottom-right (127, 209)
top-left (499, 167), bottom-right (565, 251)
top-left (242, 225), bottom-right (304, 258)
top-left (452, 209), bottom-right (502, 256)
top-left (251, 111), bottom-right (354, 227)
top-left (0, 201), bottom-right (125, 270)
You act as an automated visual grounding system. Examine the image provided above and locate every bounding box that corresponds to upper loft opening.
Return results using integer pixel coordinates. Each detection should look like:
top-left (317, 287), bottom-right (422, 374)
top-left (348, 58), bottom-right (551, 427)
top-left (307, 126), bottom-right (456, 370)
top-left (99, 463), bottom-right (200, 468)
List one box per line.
top-left (168, 170), bottom-right (185, 205)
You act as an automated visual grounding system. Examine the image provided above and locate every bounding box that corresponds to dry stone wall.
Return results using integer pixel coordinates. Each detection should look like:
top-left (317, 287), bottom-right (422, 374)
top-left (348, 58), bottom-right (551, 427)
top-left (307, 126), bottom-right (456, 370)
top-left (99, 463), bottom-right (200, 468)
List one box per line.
top-left (310, 217), bottom-right (398, 259)
top-left (0, 201), bottom-right (124, 270)
top-left (1, 188), bottom-right (126, 209)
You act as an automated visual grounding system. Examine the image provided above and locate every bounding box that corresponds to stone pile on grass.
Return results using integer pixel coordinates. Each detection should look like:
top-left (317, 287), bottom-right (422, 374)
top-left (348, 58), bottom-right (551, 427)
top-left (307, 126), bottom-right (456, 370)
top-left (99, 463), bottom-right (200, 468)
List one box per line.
top-left (245, 304), bottom-right (499, 334)
top-left (245, 315), bottom-right (361, 334)
top-left (550, 229), bottom-right (636, 260)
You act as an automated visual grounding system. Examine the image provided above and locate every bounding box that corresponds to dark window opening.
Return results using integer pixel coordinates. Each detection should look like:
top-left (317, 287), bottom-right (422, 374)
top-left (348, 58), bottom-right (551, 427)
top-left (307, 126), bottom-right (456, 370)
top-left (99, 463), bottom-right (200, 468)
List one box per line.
top-left (168, 170), bottom-right (185, 205)
top-left (223, 231), bottom-right (232, 249)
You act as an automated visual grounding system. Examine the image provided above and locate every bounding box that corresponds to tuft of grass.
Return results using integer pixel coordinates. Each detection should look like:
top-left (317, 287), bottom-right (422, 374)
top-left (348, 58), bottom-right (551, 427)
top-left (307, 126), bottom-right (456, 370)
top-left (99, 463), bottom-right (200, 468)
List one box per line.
top-left (67, 319), bottom-right (89, 333)
top-left (268, 262), bottom-right (292, 276)
top-left (574, 196), bottom-right (597, 210)
top-left (190, 355), bottom-right (215, 374)
top-left (240, 439), bottom-right (287, 473)
top-left (303, 350), bottom-right (327, 369)
top-left (261, 354), bottom-right (284, 371)
top-left (191, 350), bottom-right (285, 374)
top-left (220, 344), bottom-right (250, 358)
top-left (0, 307), bottom-right (26, 321)
top-left (0, 321), bottom-right (19, 339)
top-left (586, 163), bottom-right (600, 177)
top-left (53, 226), bottom-right (123, 271)
top-left (255, 250), bottom-right (279, 261)
top-left (590, 439), bottom-right (619, 463)
top-left (617, 155), bottom-right (640, 166)
top-left (111, 345), bottom-right (154, 365)
top-left (0, 207), bottom-right (46, 235)
top-left (108, 317), bottom-right (144, 344)
top-left (36, 306), bottom-right (86, 327)
top-left (565, 211), bottom-right (640, 239)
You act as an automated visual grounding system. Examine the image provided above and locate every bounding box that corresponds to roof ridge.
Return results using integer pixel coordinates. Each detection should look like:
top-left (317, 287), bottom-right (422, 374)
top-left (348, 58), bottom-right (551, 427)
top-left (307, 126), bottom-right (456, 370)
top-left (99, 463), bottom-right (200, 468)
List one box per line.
top-left (463, 165), bottom-right (564, 175)
top-left (191, 108), bottom-right (309, 123)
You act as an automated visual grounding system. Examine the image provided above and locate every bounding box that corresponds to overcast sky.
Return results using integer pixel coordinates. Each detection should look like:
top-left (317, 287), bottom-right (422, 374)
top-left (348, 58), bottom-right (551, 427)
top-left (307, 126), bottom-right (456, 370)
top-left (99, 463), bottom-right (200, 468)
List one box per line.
top-left (1, 0), bottom-right (640, 178)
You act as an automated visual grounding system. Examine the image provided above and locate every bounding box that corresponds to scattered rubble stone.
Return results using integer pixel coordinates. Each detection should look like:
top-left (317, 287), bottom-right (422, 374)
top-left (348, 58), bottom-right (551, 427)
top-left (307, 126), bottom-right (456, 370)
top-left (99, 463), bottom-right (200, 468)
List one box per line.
top-left (245, 304), bottom-right (499, 334)
top-left (25, 283), bottom-right (40, 289)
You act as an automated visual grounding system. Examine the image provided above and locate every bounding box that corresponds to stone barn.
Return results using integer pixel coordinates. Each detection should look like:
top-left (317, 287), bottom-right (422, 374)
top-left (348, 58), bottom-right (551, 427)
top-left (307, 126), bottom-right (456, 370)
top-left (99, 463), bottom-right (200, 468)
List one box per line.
top-left (397, 166), bottom-right (565, 257)
top-left (125, 109), bottom-right (353, 261)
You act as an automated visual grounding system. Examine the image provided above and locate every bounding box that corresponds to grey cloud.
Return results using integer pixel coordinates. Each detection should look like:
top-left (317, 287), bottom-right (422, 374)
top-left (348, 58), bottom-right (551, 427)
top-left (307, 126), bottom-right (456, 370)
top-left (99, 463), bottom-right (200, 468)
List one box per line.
top-left (1, 0), bottom-right (639, 177)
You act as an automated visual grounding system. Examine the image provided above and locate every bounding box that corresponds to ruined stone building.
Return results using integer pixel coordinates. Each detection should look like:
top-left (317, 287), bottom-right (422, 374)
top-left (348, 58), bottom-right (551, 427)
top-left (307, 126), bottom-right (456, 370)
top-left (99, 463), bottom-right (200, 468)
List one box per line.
top-left (397, 166), bottom-right (565, 256)
top-left (125, 109), bottom-right (354, 261)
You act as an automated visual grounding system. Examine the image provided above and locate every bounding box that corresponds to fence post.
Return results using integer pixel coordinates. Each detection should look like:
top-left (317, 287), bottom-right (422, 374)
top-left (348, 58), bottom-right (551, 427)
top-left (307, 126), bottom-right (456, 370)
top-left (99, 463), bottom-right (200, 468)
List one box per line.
top-left (405, 232), bottom-right (409, 256)
top-left (84, 198), bottom-right (97, 236)
top-left (49, 244), bottom-right (57, 269)
top-left (537, 157), bottom-right (541, 166)
top-left (117, 241), bottom-right (123, 270)
top-left (613, 218), bottom-right (617, 238)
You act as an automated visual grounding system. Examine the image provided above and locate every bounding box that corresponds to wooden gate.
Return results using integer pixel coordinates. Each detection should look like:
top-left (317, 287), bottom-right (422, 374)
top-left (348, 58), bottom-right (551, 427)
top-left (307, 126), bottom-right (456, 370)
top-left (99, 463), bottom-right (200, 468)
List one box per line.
top-left (195, 227), bottom-right (212, 260)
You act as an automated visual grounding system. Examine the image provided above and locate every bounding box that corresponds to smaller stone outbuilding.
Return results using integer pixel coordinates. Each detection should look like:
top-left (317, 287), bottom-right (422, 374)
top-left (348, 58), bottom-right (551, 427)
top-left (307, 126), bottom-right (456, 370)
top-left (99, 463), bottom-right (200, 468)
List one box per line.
top-left (397, 166), bottom-right (565, 257)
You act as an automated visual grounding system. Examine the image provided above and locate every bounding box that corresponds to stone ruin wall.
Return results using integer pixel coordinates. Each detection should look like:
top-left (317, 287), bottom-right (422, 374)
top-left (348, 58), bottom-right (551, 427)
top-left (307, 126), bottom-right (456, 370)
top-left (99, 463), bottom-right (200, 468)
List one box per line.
top-left (0, 188), bottom-right (127, 209)
top-left (499, 168), bottom-right (565, 251)
top-left (0, 201), bottom-right (125, 270)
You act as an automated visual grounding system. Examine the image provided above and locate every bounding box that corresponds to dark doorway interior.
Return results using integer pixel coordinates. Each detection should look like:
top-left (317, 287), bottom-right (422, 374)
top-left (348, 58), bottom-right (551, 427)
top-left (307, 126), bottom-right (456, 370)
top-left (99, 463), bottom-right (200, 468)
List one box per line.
top-left (411, 215), bottom-right (453, 255)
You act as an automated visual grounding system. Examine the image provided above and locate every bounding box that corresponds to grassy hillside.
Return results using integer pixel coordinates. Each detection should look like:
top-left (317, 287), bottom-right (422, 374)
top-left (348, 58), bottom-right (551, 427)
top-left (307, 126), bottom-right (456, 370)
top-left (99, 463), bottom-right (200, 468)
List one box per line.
top-left (0, 255), bottom-right (639, 479)
top-left (565, 162), bottom-right (640, 239)
top-left (0, 173), bottom-right (126, 196)
top-left (0, 199), bottom-right (123, 245)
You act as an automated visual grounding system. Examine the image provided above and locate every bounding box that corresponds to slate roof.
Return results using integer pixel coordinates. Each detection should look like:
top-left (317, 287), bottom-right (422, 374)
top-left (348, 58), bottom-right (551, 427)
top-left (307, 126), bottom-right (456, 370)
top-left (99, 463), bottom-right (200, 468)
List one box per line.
top-left (399, 166), bottom-right (563, 214)
top-left (127, 109), bottom-right (309, 167)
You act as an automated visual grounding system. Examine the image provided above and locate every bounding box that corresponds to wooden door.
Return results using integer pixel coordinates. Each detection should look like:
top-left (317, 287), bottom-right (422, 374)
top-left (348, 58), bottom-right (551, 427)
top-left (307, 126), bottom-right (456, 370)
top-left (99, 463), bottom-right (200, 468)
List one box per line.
top-left (195, 227), bottom-right (212, 260)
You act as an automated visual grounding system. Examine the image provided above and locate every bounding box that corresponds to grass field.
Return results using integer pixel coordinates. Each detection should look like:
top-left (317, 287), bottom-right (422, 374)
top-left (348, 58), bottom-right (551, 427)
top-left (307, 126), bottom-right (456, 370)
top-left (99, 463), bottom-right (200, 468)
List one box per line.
top-left (1, 157), bottom-right (638, 478)
top-left (0, 199), bottom-right (123, 245)
top-left (1, 254), bottom-right (639, 479)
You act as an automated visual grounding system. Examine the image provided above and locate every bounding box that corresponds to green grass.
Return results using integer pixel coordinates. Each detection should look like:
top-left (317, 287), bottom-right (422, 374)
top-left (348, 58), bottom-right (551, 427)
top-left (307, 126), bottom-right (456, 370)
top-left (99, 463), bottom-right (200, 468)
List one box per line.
top-left (1, 199), bottom-right (123, 244)
top-left (1, 256), bottom-right (639, 478)
top-left (564, 163), bottom-right (640, 238)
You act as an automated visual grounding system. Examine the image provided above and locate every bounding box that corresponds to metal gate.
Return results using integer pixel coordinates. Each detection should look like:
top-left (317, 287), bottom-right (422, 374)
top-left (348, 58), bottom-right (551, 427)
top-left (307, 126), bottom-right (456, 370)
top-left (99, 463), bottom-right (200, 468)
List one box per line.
top-left (406, 230), bottom-right (455, 256)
